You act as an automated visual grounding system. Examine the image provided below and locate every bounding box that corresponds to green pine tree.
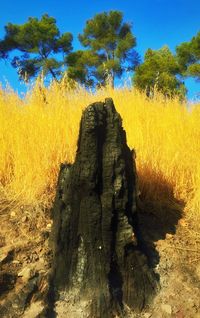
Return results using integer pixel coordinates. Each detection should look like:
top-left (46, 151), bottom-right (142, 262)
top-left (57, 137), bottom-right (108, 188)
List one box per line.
top-left (0, 14), bottom-right (73, 81)
top-left (133, 46), bottom-right (186, 99)
top-left (176, 31), bottom-right (200, 81)
top-left (66, 11), bottom-right (139, 87)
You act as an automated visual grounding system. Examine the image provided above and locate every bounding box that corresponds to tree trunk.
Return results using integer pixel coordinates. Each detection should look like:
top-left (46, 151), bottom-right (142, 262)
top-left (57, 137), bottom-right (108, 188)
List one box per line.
top-left (49, 98), bottom-right (158, 317)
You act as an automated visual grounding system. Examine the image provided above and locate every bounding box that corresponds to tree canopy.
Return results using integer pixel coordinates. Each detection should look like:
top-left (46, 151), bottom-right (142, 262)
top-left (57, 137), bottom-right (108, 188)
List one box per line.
top-left (0, 11), bottom-right (198, 96)
top-left (0, 14), bottom-right (73, 81)
top-left (66, 11), bottom-right (139, 87)
top-left (67, 50), bottom-right (99, 87)
top-left (176, 31), bottom-right (200, 81)
top-left (133, 46), bottom-right (186, 98)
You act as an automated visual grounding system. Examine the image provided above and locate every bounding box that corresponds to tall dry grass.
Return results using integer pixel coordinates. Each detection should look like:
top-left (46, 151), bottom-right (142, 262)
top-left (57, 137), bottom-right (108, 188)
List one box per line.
top-left (0, 79), bottom-right (200, 226)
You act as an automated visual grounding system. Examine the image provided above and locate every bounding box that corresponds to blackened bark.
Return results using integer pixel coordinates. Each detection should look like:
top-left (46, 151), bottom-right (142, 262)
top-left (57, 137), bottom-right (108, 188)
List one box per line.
top-left (50, 98), bottom-right (158, 317)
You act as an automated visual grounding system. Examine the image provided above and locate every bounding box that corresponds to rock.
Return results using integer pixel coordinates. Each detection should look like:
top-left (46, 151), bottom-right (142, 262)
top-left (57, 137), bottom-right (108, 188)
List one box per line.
top-left (10, 211), bottom-right (16, 218)
top-left (161, 304), bottom-right (172, 315)
top-left (49, 99), bottom-right (159, 317)
top-left (21, 215), bottom-right (28, 222)
top-left (18, 266), bottom-right (35, 282)
top-left (46, 223), bottom-right (52, 230)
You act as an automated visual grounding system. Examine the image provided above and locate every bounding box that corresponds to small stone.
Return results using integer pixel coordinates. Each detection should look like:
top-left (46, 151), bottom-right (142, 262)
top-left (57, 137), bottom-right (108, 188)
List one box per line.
top-left (166, 233), bottom-right (173, 239)
top-left (10, 211), bottom-right (16, 218)
top-left (22, 215), bottom-right (28, 222)
top-left (161, 304), bottom-right (172, 315)
top-left (46, 223), bottom-right (52, 230)
top-left (18, 266), bottom-right (35, 282)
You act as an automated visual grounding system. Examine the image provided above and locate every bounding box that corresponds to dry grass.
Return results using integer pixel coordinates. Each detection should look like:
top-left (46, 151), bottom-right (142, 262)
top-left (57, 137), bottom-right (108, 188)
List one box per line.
top-left (0, 79), bottom-right (200, 231)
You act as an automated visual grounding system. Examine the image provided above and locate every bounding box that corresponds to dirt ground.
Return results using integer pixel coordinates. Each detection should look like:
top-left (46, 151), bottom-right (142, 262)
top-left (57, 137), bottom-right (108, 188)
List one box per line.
top-left (0, 201), bottom-right (200, 318)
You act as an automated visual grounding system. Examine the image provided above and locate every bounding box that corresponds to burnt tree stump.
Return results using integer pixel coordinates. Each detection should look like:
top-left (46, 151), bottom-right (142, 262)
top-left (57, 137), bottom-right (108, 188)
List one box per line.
top-left (50, 98), bottom-right (158, 317)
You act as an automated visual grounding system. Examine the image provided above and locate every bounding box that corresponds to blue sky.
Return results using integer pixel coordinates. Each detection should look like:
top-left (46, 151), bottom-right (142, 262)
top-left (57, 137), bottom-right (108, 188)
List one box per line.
top-left (0, 0), bottom-right (199, 99)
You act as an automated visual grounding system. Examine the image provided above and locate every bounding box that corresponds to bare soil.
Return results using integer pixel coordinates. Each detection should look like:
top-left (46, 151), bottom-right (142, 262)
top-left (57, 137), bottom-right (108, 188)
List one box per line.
top-left (0, 202), bottom-right (200, 318)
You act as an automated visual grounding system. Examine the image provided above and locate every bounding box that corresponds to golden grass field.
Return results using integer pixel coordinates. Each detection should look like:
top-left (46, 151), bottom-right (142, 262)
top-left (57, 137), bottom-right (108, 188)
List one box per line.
top-left (0, 79), bottom-right (200, 230)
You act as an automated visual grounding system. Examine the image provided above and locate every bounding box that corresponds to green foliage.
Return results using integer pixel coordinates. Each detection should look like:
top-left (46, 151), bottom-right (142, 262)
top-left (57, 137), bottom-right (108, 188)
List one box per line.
top-left (133, 46), bottom-right (186, 98)
top-left (176, 31), bottom-right (200, 80)
top-left (0, 14), bottom-right (73, 81)
top-left (67, 50), bottom-right (100, 86)
top-left (66, 11), bottom-right (139, 87)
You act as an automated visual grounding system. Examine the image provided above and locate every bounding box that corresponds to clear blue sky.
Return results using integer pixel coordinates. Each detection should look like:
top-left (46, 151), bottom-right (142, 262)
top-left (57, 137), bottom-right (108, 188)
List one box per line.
top-left (0, 0), bottom-right (199, 99)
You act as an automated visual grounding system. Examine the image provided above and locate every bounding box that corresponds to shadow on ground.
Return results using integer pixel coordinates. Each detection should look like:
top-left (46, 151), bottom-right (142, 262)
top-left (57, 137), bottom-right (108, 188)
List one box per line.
top-left (136, 166), bottom-right (184, 268)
